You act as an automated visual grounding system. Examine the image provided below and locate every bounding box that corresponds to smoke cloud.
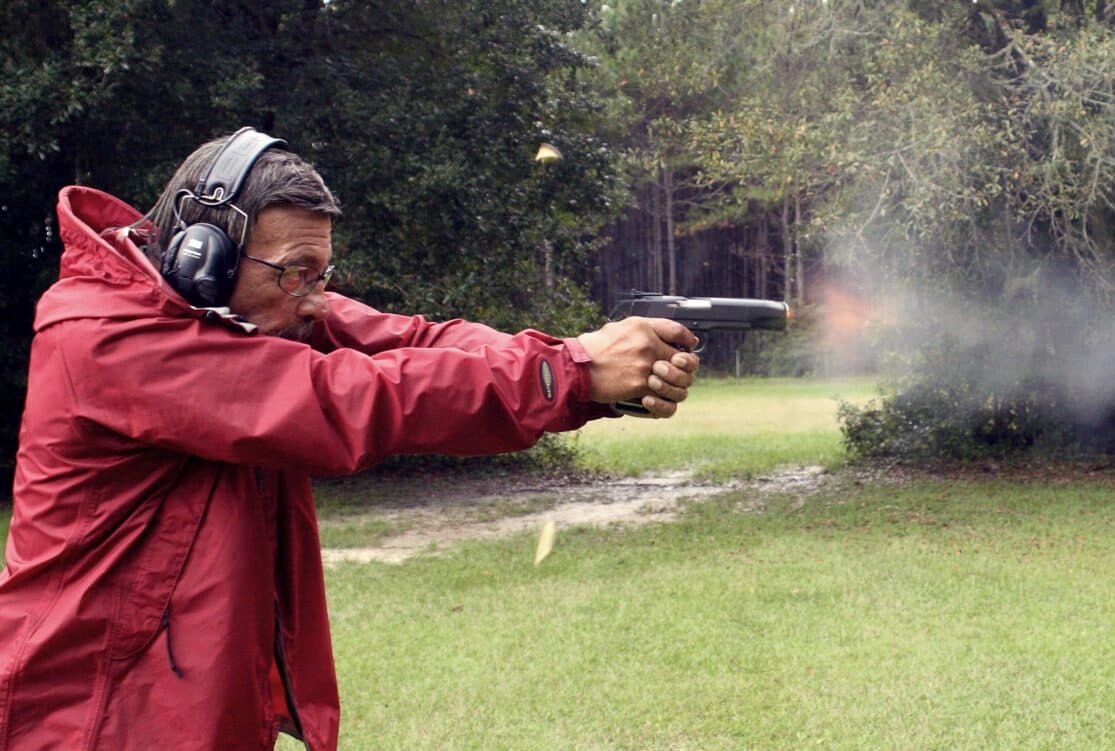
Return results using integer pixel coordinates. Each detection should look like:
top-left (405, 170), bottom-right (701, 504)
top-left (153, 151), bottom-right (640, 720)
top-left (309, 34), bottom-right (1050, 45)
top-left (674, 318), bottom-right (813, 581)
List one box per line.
top-left (815, 249), bottom-right (1115, 440)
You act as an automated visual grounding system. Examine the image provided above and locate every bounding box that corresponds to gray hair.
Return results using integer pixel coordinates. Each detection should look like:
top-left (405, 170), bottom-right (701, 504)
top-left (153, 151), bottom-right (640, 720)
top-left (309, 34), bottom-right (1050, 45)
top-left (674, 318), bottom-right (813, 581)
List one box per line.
top-left (142, 132), bottom-right (341, 266)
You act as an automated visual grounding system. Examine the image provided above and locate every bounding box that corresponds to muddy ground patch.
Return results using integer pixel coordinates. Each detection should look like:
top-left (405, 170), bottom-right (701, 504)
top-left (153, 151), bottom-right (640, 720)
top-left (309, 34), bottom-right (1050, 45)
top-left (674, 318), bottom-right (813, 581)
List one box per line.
top-left (315, 460), bottom-right (1115, 565)
top-left (318, 466), bottom-right (833, 565)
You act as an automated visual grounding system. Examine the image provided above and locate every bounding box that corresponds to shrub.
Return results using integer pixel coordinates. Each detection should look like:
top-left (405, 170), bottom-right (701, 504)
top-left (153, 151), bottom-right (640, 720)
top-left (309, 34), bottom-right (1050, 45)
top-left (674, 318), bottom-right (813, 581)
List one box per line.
top-left (839, 359), bottom-right (1115, 462)
top-left (361, 433), bottom-right (582, 477)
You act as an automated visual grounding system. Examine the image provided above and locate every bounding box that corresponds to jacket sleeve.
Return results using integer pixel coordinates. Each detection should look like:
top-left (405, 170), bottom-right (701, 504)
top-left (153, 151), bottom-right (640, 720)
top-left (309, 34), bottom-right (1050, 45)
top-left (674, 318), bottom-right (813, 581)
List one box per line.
top-left (54, 313), bottom-right (610, 476)
top-left (311, 292), bottom-right (524, 354)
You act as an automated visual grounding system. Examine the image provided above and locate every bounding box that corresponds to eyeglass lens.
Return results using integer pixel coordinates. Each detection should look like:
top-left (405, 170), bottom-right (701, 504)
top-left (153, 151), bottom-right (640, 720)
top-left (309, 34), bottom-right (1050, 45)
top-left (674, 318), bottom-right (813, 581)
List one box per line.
top-left (278, 265), bottom-right (334, 296)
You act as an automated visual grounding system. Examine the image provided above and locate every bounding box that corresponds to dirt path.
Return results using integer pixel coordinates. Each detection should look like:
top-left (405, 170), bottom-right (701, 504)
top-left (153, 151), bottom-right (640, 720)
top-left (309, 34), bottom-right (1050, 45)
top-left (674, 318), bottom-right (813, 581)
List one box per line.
top-left (320, 466), bottom-right (829, 566)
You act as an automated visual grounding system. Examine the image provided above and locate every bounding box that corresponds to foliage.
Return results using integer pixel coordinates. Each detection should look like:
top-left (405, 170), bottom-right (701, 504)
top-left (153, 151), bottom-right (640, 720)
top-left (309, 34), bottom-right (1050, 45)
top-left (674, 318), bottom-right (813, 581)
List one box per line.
top-left (4, 0), bottom-right (1115, 476)
top-left (581, 0), bottom-right (741, 173)
top-left (574, 0), bottom-right (762, 294)
top-left (838, 258), bottom-right (1115, 462)
top-left (0, 0), bottom-right (620, 480)
top-left (307, 0), bottom-right (624, 332)
top-left (684, 1), bottom-right (858, 216)
top-left (839, 310), bottom-right (1115, 462)
top-left (992, 14), bottom-right (1115, 283)
top-left (817, 3), bottom-right (1115, 296)
top-left (829, 3), bottom-right (1115, 461)
top-left (580, 0), bottom-right (1115, 461)
top-left (840, 382), bottom-right (1070, 462)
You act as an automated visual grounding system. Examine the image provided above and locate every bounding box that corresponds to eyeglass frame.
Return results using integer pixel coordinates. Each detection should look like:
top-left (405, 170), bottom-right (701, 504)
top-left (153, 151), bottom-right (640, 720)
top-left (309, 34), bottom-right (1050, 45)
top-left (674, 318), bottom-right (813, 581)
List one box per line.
top-left (241, 253), bottom-right (336, 298)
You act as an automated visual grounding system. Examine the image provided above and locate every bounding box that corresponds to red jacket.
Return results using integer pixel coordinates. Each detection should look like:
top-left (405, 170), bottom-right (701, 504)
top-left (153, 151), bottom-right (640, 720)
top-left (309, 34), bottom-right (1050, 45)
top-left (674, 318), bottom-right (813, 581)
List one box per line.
top-left (0, 186), bottom-right (607, 750)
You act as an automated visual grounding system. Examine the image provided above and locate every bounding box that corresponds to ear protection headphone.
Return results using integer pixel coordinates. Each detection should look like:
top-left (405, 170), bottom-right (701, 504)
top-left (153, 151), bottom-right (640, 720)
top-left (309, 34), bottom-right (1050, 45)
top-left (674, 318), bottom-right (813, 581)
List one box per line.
top-left (162, 127), bottom-right (287, 307)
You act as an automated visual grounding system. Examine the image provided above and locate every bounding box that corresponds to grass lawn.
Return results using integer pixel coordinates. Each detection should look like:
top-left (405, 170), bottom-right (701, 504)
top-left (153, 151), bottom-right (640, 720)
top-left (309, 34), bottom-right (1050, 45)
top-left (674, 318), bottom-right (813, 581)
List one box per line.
top-left (572, 376), bottom-right (876, 478)
top-left (5, 377), bottom-right (1113, 749)
top-left (322, 477), bottom-right (1115, 750)
top-left (307, 377), bottom-right (1115, 749)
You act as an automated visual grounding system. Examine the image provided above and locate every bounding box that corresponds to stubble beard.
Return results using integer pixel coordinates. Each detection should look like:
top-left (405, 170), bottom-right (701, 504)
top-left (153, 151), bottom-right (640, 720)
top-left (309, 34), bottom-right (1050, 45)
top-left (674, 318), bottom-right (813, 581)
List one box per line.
top-left (274, 319), bottom-right (315, 343)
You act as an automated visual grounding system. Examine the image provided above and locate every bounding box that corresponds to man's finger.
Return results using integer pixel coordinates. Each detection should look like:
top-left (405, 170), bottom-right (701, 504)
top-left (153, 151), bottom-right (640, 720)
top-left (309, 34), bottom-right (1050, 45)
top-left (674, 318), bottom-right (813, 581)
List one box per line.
top-left (671, 351), bottom-right (700, 373)
top-left (647, 318), bottom-right (698, 352)
top-left (653, 360), bottom-right (694, 388)
top-left (648, 374), bottom-right (688, 403)
top-left (641, 394), bottom-right (678, 418)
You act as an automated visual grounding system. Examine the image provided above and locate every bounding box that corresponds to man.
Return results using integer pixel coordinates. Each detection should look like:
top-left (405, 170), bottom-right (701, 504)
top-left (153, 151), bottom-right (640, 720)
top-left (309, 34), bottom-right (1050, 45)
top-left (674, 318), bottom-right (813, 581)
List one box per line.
top-left (0, 128), bottom-right (698, 750)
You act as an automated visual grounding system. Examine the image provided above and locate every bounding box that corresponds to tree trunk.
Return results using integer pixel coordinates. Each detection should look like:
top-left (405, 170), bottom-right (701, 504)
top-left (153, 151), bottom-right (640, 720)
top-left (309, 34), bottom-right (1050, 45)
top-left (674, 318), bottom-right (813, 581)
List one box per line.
top-left (664, 167), bottom-right (677, 295)
top-left (781, 194), bottom-right (793, 302)
top-left (542, 239), bottom-right (554, 293)
top-left (759, 211), bottom-right (770, 299)
top-left (650, 181), bottom-right (663, 291)
top-left (794, 193), bottom-right (804, 307)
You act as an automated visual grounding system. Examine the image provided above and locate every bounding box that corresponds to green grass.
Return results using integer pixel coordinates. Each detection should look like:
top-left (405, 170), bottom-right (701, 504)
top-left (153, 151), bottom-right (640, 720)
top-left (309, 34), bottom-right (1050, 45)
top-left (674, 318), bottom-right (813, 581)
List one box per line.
top-left (573, 376), bottom-right (875, 477)
top-left (8, 475), bottom-right (1115, 750)
top-left (8, 377), bottom-right (1114, 749)
top-left (308, 479), bottom-right (396, 547)
top-left (319, 478), bottom-right (1115, 750)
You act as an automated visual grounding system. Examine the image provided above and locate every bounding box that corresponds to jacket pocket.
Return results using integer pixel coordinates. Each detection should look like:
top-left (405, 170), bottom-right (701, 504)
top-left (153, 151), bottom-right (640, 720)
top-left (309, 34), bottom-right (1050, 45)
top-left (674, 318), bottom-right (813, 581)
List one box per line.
top-left (107, 462), bottom-right (217, 660)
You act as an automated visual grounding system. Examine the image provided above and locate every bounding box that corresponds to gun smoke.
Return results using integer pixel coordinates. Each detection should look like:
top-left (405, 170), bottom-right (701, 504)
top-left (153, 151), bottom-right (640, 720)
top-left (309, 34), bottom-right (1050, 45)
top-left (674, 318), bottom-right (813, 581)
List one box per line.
top-left (816, 260), bottom-right (1115, 451)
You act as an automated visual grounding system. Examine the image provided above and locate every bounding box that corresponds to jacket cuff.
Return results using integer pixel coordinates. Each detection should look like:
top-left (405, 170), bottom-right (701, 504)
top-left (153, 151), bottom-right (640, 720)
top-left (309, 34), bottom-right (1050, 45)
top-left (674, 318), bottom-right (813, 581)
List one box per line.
top-left (562, 337), bottom-right (619, 420)
top-left (561, 337), bottom-right (592, 403)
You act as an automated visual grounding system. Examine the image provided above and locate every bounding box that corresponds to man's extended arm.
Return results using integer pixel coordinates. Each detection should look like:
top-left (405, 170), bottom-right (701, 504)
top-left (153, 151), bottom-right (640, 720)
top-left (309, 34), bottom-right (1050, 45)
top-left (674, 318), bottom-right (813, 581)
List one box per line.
top-left (313, 294), bottom-right (699, 419)
top-left (50, 312), bottom-right (610, 475)
top-left (311, 293), bottom-right (522, 354)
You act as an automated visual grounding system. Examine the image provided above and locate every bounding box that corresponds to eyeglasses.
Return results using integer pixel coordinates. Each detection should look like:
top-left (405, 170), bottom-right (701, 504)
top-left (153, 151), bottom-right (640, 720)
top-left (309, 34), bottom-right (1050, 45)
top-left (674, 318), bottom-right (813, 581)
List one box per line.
top-left (242, 254), bottom-right (335, 297)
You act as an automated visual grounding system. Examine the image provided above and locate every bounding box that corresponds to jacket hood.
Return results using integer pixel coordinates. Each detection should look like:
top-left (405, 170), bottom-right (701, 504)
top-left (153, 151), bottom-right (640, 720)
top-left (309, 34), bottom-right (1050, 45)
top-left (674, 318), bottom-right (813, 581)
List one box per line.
top-left (35, 186), bottom-right (197, 332)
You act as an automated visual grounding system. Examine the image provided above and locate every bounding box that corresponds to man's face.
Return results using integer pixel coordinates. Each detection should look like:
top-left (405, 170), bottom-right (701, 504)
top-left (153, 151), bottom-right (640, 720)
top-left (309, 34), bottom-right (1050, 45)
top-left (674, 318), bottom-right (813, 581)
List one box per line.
top-left (228, 205), bottom-right (333, 341)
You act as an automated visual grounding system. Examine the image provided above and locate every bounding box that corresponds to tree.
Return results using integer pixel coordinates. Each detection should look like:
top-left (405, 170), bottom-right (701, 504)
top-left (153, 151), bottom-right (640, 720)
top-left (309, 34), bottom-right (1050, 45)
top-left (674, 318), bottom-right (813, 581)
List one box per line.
top-left (577, 0), bottom-right (751, 295)
top-left (268, 0), bottom-right (622, 334)
top-left (984, 7), bottom-right (1115, 287)
top-left (830, 1), bottom-right (1115, 459)
top-left (685, 0), bottom-right (869, 308)
top-left (0, 0), bottom-right (620, 485)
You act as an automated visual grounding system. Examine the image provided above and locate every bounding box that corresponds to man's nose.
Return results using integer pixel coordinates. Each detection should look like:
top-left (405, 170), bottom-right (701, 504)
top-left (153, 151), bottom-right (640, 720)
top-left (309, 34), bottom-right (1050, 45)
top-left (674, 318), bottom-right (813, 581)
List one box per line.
top-left (298, 288), bottom-right (330, 322)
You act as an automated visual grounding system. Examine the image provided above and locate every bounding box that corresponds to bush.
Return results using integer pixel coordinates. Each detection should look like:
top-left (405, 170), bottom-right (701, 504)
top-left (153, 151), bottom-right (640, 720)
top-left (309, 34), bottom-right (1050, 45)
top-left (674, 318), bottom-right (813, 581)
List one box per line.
top-left (360, 433), bottom-right (582, 477)
top-left (836, 277), bottom-right (1115, 463)
top-left (839, 361), bottom-right (1115, 463)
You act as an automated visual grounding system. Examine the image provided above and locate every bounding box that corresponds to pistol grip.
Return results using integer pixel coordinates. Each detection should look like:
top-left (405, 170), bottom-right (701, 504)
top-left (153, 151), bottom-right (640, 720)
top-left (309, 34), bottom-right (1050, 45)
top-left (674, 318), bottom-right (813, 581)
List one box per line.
top-left (613, 399), bottom-right (655, 418)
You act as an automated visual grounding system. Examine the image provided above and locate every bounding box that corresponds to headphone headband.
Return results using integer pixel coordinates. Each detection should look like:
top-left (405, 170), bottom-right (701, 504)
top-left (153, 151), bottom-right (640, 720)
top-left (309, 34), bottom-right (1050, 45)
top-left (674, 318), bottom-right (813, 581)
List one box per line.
top-left (192, 126), bottom-right (288, 206)
top-left (162, 126), bottom-right (286, 308)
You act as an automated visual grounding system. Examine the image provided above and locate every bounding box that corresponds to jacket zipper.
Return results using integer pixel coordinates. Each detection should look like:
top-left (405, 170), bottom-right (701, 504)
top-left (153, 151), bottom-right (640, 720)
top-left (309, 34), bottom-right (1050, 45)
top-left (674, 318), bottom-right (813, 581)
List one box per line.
top-left (274, 608), bottom-right (309, 749)
top-left (161, 605), bottom-right (184, 678)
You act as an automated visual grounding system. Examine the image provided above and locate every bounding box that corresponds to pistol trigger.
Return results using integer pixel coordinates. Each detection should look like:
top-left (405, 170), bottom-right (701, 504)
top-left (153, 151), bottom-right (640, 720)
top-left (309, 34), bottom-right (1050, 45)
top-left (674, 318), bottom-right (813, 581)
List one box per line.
top-left (676, 325), bottom-right (702, 354)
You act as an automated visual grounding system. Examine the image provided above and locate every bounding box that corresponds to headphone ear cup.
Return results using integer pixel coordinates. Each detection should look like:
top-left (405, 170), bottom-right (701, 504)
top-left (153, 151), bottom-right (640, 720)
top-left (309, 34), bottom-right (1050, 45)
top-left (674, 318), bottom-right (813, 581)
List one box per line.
top-left (162, 223), bottom-right (240, 308)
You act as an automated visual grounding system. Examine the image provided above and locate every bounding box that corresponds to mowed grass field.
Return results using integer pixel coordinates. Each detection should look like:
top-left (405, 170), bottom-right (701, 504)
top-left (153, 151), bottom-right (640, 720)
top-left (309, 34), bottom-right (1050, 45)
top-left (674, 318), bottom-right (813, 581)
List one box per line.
top-left (309, 378), bottom-right (1115, 750)
top-left (320, 479), bottom-right (1115, 750)
top-left (572, 376), bottom-right (875, 477)
top-left (5, 377), bottom-right (1115, 750)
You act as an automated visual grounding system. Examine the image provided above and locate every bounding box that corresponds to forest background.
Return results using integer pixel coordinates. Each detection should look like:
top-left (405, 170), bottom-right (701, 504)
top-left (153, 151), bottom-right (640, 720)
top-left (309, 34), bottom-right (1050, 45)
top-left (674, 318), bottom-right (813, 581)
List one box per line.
top-left (2, 0), bottom-right (1115, 486)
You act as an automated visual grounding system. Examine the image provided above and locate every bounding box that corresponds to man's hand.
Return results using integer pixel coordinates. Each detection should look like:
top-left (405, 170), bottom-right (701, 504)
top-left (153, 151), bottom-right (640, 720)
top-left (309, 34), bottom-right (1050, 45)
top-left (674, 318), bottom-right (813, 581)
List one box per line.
top-left (576, 317), bottom-right (700, 418)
